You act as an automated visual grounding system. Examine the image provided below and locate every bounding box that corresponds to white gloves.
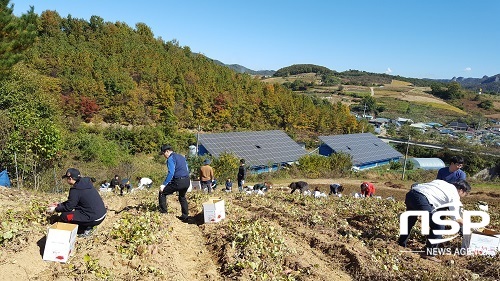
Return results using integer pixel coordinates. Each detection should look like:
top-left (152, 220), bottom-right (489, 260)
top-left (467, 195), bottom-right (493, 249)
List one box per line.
top-left (160, 185), bottom-right (166, 192)
top-left (46, 202), bottom-right (58, 213)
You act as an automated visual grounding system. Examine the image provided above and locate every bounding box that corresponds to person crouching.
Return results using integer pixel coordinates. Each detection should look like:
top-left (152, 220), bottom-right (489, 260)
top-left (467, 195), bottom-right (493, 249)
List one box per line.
top-left (47, 168), bottom-right (107, 237)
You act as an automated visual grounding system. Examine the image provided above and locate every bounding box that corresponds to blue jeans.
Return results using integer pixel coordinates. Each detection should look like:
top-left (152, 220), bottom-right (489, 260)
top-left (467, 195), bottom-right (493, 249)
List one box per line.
top-left (398, 189), bottom-right (445, 251)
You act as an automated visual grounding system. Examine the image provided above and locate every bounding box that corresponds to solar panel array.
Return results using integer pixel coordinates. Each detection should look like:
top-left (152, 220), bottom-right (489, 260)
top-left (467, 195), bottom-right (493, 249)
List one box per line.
top-left (199, 130), bottom-right (308, 167)
top-left (319, 133), bottom-right (403, 166)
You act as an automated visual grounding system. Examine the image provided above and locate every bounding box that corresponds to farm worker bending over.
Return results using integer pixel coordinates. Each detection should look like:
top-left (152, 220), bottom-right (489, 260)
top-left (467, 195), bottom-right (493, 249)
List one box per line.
top-left (329, 183), bottom-right (344, 195)
top-left (289, 181), bottom-right (309, 194)
top-left (158, 144), bottom-right (190, 222)
top-left (47, 168), bottom-right (107, 238)
top-left (360, 182), bottom-right (375, 197)
top-left (253, 182), bottom-right (272, 192)
top-left (398, 180), bottom-right (471, 262)
top-left (436, 155), bottom-right (466, 184)
top-left (136, 177), bottom-right (153, 190)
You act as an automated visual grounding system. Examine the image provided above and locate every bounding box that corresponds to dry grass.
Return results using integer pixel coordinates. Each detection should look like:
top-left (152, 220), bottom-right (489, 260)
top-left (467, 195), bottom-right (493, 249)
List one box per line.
top-left (390, 79), bottom-right (413, 86)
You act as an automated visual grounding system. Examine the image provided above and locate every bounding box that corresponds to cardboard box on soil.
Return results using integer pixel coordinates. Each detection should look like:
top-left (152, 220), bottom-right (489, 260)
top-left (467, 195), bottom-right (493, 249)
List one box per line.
top-left (462, 228), bottom-right (500, 256)
top-left (43, 222), bottom-right (78, 263)
top-left (203, 197), bottom-right (225, 223)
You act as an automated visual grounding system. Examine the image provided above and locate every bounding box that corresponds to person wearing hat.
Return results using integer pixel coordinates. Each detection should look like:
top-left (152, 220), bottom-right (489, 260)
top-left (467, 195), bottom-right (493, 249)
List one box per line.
top-left (158, 144), bottom-right (191, 221)
top-left (200, 158), bottom-right (214, 193)
top-left (47, 168), bottom-right (107, 237)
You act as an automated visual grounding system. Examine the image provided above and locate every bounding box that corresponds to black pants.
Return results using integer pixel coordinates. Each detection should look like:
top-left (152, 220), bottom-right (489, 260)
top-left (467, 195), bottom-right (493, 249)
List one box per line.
top-left (201, 180), bottom-right (212, 193)
top-left (158, 177), bottom-right (190, 218)
top-left (60, 212), bottom-right (106, 234)
top-left (398, 189), bottom-right (444, 251)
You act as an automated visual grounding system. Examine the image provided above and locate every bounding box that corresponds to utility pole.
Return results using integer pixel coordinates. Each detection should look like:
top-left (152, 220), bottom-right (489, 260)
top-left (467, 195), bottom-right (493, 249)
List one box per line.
top-left (363, 103), bottom-right (367, 117)
top-left (402, 135), bottom-right (411, 180)
top-left (196, 125), bottom-right (201, 156)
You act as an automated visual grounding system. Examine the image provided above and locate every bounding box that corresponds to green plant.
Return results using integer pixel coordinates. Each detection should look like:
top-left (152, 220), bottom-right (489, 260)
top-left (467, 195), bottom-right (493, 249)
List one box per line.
top-left (110, 211), bottom-right (165, 259)
top-left (83, 253), bottom-right (111, 278)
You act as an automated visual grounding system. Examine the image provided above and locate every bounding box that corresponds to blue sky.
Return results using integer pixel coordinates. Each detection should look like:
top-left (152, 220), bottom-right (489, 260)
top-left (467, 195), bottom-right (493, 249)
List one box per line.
top-left (10, 0), bottom-right (500, 79)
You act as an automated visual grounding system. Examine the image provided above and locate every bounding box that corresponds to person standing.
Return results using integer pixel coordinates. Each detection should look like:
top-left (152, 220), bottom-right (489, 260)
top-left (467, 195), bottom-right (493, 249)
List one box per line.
top-left (47, 168), bottom-right (107, 237)
top-left (237, 159), bottom-right (246, 192)
top-left (158, 144), bottom-right (190, 221)
top-left (437, 156), bottom-right (466, 184)
top-left (398, 180), bottom-right (471, 261)
top-left (200, 159), bottom-right (215, 193)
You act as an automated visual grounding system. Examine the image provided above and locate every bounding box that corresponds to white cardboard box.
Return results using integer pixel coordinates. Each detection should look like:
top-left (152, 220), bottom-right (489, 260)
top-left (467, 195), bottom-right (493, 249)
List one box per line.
top-left (462, 229), bottom-right (500, 256)
top-left (43, 222), bottom-right (78, 263)
top-left (203, 197), bottom-right (225, 223)
top-left (191, 180), bottom-right (201, 190)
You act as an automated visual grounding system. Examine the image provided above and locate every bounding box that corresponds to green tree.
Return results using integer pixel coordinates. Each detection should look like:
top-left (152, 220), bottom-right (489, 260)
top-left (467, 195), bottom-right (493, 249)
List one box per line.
top-left (0, 0), bottom-right (37, 78)
top-left (360, 96), bottom-right (376, 115)
top-left (0, 63), bottom-right (63, 188)
top-left (446, 82), bottom-right (463, 100)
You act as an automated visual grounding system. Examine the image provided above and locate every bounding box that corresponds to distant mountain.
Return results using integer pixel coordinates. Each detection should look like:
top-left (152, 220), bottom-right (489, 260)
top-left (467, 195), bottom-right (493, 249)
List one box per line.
top-left (432, 74), bottom-right (500, 94)
top-left (212, 57), bottom-right (500, 94)
top-left (211, 59), bottom-right (276, 76)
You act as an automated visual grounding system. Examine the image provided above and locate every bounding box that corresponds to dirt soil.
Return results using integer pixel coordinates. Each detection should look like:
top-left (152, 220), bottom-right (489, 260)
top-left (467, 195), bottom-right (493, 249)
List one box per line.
top-left (1, 179), bottom-right (499, 281)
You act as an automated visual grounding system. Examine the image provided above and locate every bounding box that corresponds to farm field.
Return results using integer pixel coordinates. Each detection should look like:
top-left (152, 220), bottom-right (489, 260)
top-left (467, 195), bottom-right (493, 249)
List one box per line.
top-left (1, 178), bottom-right (499, 281)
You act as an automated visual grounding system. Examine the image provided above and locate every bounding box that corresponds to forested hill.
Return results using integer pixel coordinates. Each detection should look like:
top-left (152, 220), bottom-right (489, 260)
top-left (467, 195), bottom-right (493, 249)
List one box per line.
top-left (272, 65), bottom-right (500, 93)
top-left (272, 65), bottom-right (433, 87)
top-left (0, 6), bottom-right (362, 169)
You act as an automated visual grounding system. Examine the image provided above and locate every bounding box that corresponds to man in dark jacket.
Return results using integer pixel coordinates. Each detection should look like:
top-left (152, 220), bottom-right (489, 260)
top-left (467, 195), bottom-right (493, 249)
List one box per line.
top-left (289, 181), bottom-right (309, 194)
top-left (237, 159), bottom-right (246, 192)
top-left (110, 174), bottom-right (120, 194)
top-left (48, 168), bottom-right (107, 237)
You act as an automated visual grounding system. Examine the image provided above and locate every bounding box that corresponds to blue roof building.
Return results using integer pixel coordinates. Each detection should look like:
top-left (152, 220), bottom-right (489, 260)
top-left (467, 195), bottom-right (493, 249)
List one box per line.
top-left (318, 133), bottom-right (403, 170)
top-left (198, 130), bottom-right (308, 174)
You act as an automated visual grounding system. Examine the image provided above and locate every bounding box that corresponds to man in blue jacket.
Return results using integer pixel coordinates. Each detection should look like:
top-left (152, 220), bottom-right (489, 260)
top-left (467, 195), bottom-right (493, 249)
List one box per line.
top-left (436, 156), bottom-right (466, 184)
top-left (48, 168), bottom-right (107, 237)
top-left (158, 144), bottom-right (191, 222)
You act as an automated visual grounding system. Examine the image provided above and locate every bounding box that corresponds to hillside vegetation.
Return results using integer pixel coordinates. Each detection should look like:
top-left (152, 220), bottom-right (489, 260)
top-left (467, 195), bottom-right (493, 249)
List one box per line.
top-left (0, 5), bottom-right (361, 187)
top-left (263, 65), bottom-right (499, 123)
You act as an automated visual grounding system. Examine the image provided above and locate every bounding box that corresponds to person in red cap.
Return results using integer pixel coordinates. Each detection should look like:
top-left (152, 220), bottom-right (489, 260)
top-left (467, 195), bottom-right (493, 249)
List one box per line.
top-left (360, 182), bottom-right (375, 197)
top-left (47, 168), bottom-right (107, 237)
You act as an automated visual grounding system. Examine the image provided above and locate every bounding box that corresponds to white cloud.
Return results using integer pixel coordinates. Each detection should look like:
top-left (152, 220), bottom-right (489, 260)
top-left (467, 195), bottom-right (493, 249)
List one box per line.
top-left (464, 67), bottom-right (472, 72)
top-left (385, 68), bottom-right (392, 74)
